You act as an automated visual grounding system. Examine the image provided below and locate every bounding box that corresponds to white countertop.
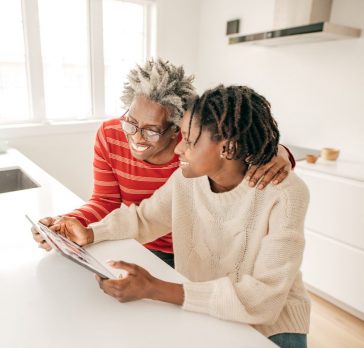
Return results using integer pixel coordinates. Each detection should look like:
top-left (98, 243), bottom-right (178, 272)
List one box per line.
top-left (296, 157), bottom-right (364, 182)
top-left (0, 149), bottom-right (275, 348)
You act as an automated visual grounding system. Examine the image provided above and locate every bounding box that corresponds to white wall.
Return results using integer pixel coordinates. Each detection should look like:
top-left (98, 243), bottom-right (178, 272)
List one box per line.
top-left (156, 0), bottom-right (200, 75)
top-left (194, 0), bottom-right (364, 162)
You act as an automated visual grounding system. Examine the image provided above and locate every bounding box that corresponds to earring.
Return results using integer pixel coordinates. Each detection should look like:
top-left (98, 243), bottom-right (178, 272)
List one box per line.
top-left (220, 145), bottom-right (227, 158)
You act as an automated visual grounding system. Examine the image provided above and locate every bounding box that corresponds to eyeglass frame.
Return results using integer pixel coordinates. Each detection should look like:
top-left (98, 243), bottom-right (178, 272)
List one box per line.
top-left (120, 111), bottom-right (175, 142)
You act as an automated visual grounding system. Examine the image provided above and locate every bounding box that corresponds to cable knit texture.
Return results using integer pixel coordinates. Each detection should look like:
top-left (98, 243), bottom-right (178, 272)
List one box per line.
top-left (89, 169), bottom-right (310, 337)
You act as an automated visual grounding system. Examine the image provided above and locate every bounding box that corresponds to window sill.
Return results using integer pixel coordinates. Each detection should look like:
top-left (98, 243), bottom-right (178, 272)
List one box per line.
top-left (0, 119), bottom-right (104, 139)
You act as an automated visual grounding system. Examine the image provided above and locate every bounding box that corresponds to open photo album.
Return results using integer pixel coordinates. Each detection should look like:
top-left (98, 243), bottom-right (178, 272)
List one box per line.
top-left (25, 214), bottom-right (115, 279)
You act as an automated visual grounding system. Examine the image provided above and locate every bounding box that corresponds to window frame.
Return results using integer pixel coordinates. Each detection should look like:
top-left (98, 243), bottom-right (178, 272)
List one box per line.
top-left (0, 0), bottom-right (156, 135)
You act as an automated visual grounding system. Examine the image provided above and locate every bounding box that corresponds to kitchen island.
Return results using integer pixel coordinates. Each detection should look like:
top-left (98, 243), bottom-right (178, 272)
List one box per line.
top-left (0, 149), bottom-right (275, 348)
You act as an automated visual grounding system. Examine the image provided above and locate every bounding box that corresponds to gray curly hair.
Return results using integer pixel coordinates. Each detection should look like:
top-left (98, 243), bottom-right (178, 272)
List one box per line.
top-left (121, 58), bottom-right (195, 125)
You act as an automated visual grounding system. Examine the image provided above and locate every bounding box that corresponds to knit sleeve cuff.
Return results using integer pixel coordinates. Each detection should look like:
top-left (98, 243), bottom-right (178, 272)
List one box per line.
top-left (182, 281), bottom-right (216, 314)
top-left (88, 220), bottom-right (114, 244)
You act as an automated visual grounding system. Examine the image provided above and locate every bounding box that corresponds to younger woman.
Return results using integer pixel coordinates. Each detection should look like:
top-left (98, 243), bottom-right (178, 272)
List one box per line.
top-left (54, 85), bottom-right (310, 348)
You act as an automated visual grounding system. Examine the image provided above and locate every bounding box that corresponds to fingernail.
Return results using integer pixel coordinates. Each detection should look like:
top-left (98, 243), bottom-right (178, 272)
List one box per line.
top-left (249, 181), bottom-right (255, 187)
top-left (273, 180), bottom-right (278, 185)
top-left (106, 260), bottom-right (115, 265)
top-left (258, 184), bottom-right (264, 190)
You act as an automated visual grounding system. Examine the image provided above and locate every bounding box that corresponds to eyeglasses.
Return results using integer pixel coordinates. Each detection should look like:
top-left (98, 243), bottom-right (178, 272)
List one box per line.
top-left (120, 113), bottom-right (173, 142)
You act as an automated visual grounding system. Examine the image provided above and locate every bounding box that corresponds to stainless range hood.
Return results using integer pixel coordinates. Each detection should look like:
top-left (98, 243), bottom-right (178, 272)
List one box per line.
top-left (229, 0), bottom-right (361, 46)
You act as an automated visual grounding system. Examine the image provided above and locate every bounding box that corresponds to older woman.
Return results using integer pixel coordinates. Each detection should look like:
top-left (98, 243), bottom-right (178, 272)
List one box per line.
top-left (53, 84), bottom-right (310, 348)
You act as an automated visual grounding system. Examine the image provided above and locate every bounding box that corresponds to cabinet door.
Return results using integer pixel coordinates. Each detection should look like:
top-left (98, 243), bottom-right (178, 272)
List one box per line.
top-left (295, 168), bottom-right (364, 251)
top-left (302, 229), bottom-right (364, 319)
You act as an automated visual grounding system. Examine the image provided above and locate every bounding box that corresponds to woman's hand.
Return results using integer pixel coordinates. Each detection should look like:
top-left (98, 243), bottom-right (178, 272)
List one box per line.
top-left (246, 144), bottom-right (293, 189)
top-left (31, 216), bottom-right (61, 251)
top-left (96, 260), bottom-right (184, 305)
top-left (51, 216), bottom-right (94, 246)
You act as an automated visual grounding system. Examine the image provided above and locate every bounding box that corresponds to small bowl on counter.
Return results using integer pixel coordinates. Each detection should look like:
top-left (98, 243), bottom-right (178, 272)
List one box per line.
top-left (321, 148), bottom-right (340, 161)
top-left (305, 154), bottom-right (319, 164)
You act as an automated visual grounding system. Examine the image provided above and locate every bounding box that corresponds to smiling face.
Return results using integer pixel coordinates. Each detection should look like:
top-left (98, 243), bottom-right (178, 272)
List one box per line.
top-left (124, 95), bottom-right (179, 164)
top-left (174, 111), bottom-right (225, 179)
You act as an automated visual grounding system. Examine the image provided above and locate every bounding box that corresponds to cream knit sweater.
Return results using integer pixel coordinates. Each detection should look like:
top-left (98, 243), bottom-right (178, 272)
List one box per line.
top-left (89, 169), bottom-right (310, 337)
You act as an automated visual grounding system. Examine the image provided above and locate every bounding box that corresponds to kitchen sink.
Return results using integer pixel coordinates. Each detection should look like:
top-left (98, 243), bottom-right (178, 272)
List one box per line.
top-left (0, 168), bottom-right (40, 194)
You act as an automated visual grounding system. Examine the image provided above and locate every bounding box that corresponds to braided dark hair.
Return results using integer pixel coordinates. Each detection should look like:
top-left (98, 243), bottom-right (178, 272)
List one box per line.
top-left (187, 85), bottom-right (280, 165)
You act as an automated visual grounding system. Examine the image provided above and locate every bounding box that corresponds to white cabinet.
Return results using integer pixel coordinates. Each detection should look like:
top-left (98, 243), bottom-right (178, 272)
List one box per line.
top-left (295, 162), bottom-right (364, 320)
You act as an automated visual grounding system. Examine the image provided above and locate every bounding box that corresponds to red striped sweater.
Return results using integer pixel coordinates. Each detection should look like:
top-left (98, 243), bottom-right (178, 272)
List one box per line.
top-left (65, 118), bottom-right (179, 253)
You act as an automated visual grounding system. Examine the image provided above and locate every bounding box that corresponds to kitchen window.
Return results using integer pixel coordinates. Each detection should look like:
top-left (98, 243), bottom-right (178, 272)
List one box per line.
top-left (0, 0), bottom-right (155, 126)
top-left (103, 0), bottom-right (146, 117)
top-left (0, 0), bottom-right (30, 124)
top-left (38, 0), bottom-right (92, 121)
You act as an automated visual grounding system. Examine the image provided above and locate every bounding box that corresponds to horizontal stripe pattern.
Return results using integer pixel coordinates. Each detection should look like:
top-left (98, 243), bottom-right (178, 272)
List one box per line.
top-left (106, 137), bottom-right (129, 149)
top-left (113, 168), bottom-right (168, 182)
top-left (65, 118), bottom-right (179, 253)
top-left (109, 152), bottom-right (179, 170)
